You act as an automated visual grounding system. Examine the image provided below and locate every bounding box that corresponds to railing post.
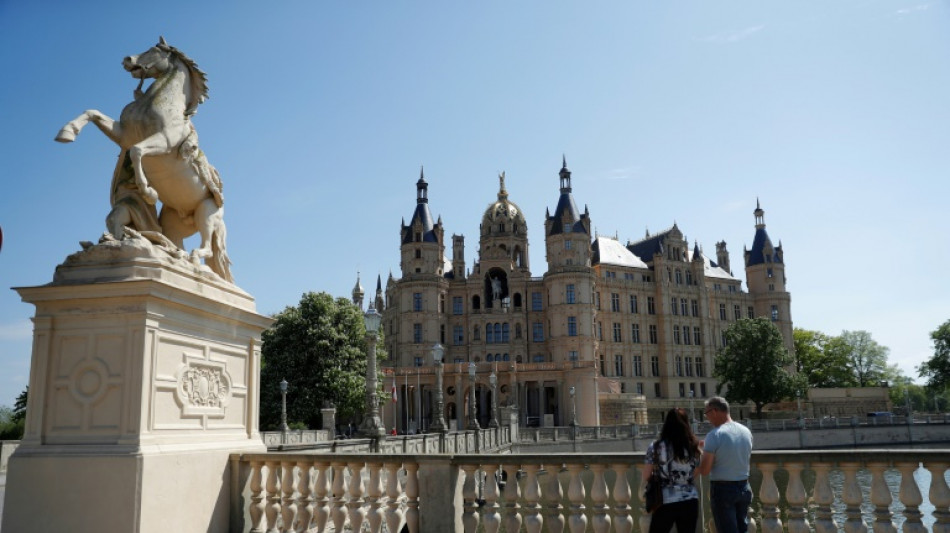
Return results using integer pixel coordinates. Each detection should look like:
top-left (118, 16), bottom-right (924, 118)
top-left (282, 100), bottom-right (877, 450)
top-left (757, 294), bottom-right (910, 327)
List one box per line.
top-left (544, 463), bottom-right (566, 533)
top-left (414, 458), bottom-right (458, 532)
top-left (482, 463), bottom-right (502, 533)
top-left (383, 462), bottom-right (405, 533)
top-left (502, 464), bottom-right (523, 533)
top-left (897, 461), bottom-right (926, 533)
top-left (757, 462), bottom-right (783, 533)
top-left (784, 462), bottom-right (809, 533)
top-left (295, 460), bottom-right (312, 533)
top-left (522, 463), bottom-right (544, 533)
top-left (460, 463), bottom-right (481, 533)
top-left (312, 460), bottom-right (330, 533)
top-left (839, 462), bottom-right (867, 533)
top-left (566, 463), bottom-right (588, 533)
top-left (811, 462), bottom-right (838, 533)
top-left (264, 460), bottom-right (280, 533)
top-left (589, 463), bottom-right (612, 533)
top-left (867, 461), bottom-right (895, 533)
top-left (928, 461), bottom-right (950, 533)
top-left (611, 463), bottom-right (633, 533)
top-left (248, 460), bottom-right (265, 533)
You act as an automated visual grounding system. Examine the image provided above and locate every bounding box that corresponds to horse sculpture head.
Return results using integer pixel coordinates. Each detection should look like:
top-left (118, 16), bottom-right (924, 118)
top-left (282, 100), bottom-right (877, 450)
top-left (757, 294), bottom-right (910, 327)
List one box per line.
top-left (122, 36), bottom-right (209, 116)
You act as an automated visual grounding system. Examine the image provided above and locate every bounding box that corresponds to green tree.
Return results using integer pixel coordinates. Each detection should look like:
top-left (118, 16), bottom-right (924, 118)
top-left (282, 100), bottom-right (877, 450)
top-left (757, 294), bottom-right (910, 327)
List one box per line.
top-left (259, 292), bottom-right (385, 431)
top-left (0, 386), bottom-right (28, 440)
top-left (793, 328), bottom-right (852, 387)
top-left (714, 317), bottom-right (799, 418)
top-left (835, 330), bottom-right (890, 387)
top-left (13, 386), bottom-right (28, 422)
top-left (918, 319), bottom-right (950, 390)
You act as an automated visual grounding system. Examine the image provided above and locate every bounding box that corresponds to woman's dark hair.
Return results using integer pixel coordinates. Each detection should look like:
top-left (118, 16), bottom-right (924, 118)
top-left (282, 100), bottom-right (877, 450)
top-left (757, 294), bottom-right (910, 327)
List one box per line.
top-left (659, 408), bottom-right (700, 461)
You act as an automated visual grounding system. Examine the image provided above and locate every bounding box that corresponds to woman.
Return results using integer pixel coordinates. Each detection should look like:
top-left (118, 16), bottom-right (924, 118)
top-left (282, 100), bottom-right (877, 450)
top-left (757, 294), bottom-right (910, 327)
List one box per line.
top-left (642, 408), bottom-right (702, 533)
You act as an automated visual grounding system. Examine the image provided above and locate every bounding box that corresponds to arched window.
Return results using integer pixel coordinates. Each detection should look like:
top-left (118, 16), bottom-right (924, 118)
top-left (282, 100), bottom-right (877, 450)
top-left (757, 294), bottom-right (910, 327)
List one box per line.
top-left (501, 323), bottom-right (509, 342)
top-left (486, 354), bottom-right (494, 362)
top-left (486, 323), bottom-right (494, 344)
top-left (503, 353), bottom-right (510, 361)
top-left (686, 271), bottom-right (693, 285)
top-left (495, 323), bottom-right (503, 342)
top-left (675, 269), bottom-right (682, 285)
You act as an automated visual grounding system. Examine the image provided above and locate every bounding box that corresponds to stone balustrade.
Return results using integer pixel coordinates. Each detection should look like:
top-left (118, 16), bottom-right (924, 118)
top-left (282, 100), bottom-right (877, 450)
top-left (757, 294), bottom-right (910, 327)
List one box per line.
top-left (232, 450), bottom-right (950, 532)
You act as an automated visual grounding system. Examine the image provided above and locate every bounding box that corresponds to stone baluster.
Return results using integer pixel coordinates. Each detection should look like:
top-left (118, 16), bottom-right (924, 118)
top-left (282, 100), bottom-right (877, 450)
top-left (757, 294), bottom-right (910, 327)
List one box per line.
top-left (897, 462), bottom-right (926, 533)
top-left (784, 462), bottom-right (808, 533)
top-left (481, 465), bottom-right (502, 533)
top-left (330, 462), bottom-right (347, 532)
top-left (867, 462), bottom-right (895, 533)
top-left (566, 463), bottom-right (588, 533)
top-left (405, 461), bottom-right (420, 533)
top-left (460, 464), bottom-right (480, 533)
top-left (265, 460), bottom-right (281, 533)
top-left (610, 463), bottom-right (633, 533)
top-left (544, 464), bottom-right (566, 533)
top-left (346, 462), bottom-right (366, 533)
top-left (366, 462), bottom-right (384, 533)
top-left (384, 462), bottom-right (404, 533)
top-left (757, 462), bottom-right (783, 533)
top-left (502, 464), bottom-right (523, 533)
top-left (295, 461), bottom-right (312, 533)
top-left (839, 462), bottom-right (868, 533)
top-left (522, 463), bottom-right (544, 533)
top-left (811, 462), bottom-right (838, 533)
top-left (281, 461), bottom-right (297, 533)
top-left (637, 462), bottom-right (651, 533)
top-left (249, 460), bottom-right (265, 533)
top-left (928, 462), bottom-right (950, 533)
top-left (590, 463), bottom-right (612, 533)
top-left (312, 461), bottom-right (331, 532)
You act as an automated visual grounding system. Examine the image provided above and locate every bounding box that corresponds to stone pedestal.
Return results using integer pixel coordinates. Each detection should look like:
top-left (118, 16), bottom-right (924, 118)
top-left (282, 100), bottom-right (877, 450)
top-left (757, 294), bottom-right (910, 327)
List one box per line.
top-left (1, 250), bottom-right (272, 533)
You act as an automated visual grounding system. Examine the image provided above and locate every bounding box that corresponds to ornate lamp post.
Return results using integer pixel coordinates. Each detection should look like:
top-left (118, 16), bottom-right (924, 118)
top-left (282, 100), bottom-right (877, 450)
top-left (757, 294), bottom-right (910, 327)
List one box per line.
top-left (467, 362), bottom-right (480, 430)
top-left (429, 343), bottom-right (448, 433)
top-left (569, 386), bottom-right (578, 427)
top-left (489, 371), bottom-right (499, 428)
top-left (279, 378), bottom-right (289, 432)
top-left (358, 303), bottom-right (385, 438)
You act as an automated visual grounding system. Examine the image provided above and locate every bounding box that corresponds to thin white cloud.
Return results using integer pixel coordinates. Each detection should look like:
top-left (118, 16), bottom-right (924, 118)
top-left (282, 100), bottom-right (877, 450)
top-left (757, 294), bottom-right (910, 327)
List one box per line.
top-left (0, 320), bottom-right (33, 341)
top-left (701, 25), bottom-right (766, 44)
top-left (598, 166), bottom-right (641, 181)
top-left (896, 3), bottom-right (931, 15)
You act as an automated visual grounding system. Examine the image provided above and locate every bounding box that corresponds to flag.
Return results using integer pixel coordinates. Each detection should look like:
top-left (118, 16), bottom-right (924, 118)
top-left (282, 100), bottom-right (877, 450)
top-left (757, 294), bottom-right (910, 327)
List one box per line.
top-left (391, 384), bottom-right (397, 403)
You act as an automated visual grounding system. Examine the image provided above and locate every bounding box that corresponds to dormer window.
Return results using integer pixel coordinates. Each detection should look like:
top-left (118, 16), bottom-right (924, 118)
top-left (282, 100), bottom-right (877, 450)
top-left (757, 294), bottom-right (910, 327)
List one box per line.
top-left (415, 232), bottom-right (422, 242)
top-left (563, 223), bottom-right (572, 233)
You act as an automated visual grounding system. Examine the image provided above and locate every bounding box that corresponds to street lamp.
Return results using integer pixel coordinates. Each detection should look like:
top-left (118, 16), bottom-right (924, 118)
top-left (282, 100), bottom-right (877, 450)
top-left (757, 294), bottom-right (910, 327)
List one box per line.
top-left (429, 343), bottom-right (447, 433)
top-left (467, 362), bottom-right (480, 430)
top-left (569, 386), bottom-right (578, 427)
top-left (358, 303), bottom-right (385, 438)
top-left (279, 378), bottom-right (289, 432)
top-left (489, 371), bottom-right (499, 428)
top-left (796, 390), bottom-right (804, 429)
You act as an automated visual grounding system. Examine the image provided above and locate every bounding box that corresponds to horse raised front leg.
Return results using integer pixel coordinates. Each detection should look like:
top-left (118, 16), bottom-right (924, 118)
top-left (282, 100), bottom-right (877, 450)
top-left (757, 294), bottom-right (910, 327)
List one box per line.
top-left (128, 132), bottom-right (171, 205)
top-left (56, 110), bottom-right (122, 145)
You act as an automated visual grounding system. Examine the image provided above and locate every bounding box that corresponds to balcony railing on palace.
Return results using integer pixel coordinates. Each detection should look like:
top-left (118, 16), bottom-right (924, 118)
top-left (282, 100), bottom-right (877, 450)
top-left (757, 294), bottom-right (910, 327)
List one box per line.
top-left (231, 449), bottom-right (950, 532)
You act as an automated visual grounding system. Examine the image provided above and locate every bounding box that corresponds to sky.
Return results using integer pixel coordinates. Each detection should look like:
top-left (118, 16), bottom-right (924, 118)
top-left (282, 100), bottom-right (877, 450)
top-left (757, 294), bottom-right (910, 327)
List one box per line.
top-left (0, 1), bottom-right (948, 407)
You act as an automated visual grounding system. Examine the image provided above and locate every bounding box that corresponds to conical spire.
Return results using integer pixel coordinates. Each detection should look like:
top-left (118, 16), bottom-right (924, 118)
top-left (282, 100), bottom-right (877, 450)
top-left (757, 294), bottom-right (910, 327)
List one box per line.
top-left (416, 166), bottom-right (428, 203)
top-left (559, 155), bottom-right (572, 192)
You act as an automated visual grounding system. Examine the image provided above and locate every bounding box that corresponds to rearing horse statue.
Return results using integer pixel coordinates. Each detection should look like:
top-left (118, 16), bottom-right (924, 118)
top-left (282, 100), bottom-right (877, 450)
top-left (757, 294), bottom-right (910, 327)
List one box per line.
top-left (56, 37), bottom-right (232, 283)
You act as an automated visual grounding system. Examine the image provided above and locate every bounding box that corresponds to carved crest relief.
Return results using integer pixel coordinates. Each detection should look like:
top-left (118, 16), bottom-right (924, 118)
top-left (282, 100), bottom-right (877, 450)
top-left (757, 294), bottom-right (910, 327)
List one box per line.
top-left (175, 358), bottom-right (232, 417)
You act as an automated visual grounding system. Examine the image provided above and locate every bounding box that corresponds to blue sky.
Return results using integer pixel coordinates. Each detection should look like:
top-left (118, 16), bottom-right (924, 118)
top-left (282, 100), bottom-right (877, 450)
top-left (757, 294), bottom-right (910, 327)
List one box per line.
top-left (0, 1), bottom-right (948, 406)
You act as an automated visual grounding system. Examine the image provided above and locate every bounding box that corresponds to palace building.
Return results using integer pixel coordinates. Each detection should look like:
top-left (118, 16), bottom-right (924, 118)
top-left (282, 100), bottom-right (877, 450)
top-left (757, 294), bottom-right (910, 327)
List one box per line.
top-left (360, 159), bottom-right (792, 431)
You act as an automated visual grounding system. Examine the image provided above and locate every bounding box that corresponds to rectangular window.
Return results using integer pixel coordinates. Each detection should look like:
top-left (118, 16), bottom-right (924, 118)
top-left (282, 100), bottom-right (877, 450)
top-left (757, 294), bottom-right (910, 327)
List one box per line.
top-left (532, 292), bottom-right (543, 311)
top-left (683, 326), bottom-right (691, 345)
top-left (452, 296), bottom-right (463, 315)
top-left (671, 297), bottom-right (678, 315)
top-left (568, 350), bottom-right (579, 361)
top-left (771, 305), bottom-right (779, 321)
top-left (568, 317), bottom-right (577, 336)
top-left (748, 306), bottom-right (755, 319)
top-left (440, 324), bottom-right (445, 344)
top-left (631, 324), bottom-right (641, 343)
top-left (734, 304), bottom-right (741, 320)
top-left (611, 293), bottom-right (621, 312)
top-left (453, 325), bottom-right (464, 345)
top-left (654, 383), bottom-right (661, 398)
top-left (566, 284), bottom-right (576, 304)
top-left (636, 382), bottom-right (644, 395)
top-left (630, 295), bottom-right (638, 314)
top-left (685, 356), bottom-right (693, 376)
top-left (595, 292), bottom-right (601, 310)
top-left (473, 325), bottom-right (481, 341)
top-left (633, 355), bottom-right (643, 377)
top-left (691, 299), bottom-right (699, 317)
top-left (673, 325), bottom-right (681, 345)
top-left (648, 297), bottom-right (656, 315)
top-left (413, 323), bottom-right (422, 344)
top-left (651, 356), bottom-right (660, 377)
top-left (532, 322), bottom-right (544, 342)
top-left (676, 356), bottom-right (683, 376)
top-left (681, 298), bottom-right (688, 316)
top-left (565, 240), bottom-right (572, 250)
top-left (721, 332), bottom-right (727, 347)
top-left (696, 357), bottom-right (705, 377)
top-left (613, 322), bottom-right (622, 342)
top-left (649, 325), bottom-right (658, 344)
top-left (597, 322), bottom-right (603, 340)
top-left (614, 355), bottom-right (624, 377)
top-left (693, 327), bottom-right (701, 345)
top-left (414, 356), bottom-right (422, 367)
top-left (413, 293), bottom-right (423, 312)
top-left (719, 303), bottom-right (727, 320)
top-left (679, 383), bottom-right (685, 397)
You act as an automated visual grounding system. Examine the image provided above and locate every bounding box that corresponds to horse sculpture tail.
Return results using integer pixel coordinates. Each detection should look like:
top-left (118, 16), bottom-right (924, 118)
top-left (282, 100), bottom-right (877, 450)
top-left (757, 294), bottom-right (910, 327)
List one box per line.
top-left (210, 217), bottom-right (233, 283)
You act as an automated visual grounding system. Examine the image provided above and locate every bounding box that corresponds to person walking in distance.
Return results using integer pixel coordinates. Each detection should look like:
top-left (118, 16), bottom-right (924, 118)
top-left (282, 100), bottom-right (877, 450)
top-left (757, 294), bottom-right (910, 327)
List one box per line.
top-left (697, 396), bottom-right (753, 533)
top-left (641, 408), bottom-right (702, 533)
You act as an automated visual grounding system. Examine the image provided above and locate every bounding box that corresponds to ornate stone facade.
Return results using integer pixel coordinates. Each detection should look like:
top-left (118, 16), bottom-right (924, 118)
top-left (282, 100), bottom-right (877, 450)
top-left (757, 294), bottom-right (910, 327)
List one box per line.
top-left (378, 160), bottom-right (793, 428)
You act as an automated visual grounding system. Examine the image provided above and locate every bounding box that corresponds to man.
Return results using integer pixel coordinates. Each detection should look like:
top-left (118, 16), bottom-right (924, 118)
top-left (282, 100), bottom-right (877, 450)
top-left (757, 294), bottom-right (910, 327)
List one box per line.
top-left (697, 396), bottom-right (753, 533)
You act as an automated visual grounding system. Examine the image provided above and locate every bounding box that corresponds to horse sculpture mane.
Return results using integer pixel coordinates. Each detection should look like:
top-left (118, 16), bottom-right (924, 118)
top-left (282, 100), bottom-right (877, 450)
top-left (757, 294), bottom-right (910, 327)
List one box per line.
top-left (155, 37), bottom-right (208, 116)
top-left (56, 38), bottom-right (233, 283)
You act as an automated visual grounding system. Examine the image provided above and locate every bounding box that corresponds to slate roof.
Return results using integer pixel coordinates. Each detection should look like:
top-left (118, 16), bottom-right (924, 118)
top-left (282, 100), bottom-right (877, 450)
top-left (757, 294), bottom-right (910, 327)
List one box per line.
top-left (745, 227), bottom-right (783, 266)
top-left (593, 237), bottom-right (649, 269)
